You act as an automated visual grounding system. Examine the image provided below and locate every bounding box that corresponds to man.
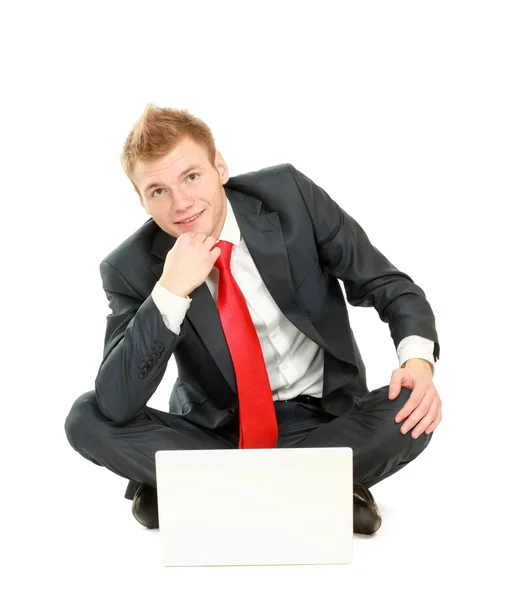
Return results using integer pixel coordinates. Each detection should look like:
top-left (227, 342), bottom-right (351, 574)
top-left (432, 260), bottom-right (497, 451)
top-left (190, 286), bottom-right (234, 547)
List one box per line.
top-left (65, 104), bottom-right (441, 535)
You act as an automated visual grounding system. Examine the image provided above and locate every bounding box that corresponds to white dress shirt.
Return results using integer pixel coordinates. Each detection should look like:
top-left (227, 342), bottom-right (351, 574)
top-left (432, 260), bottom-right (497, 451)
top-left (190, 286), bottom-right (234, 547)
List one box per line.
top-left (151, 199), bottom-right (435, 401)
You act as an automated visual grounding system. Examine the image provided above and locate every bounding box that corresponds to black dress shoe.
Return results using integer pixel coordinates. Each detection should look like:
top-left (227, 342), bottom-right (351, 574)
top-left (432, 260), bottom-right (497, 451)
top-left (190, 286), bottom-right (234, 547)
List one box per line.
top-left (132, 484), bottom-right (159, 529)
top-left (353, 482), bottom-right (382, 535)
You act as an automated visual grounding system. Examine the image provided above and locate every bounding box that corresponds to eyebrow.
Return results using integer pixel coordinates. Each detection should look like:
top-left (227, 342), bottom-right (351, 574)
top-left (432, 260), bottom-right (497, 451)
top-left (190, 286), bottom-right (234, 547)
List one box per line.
top-left (144, 164), bottom-right (202, 195)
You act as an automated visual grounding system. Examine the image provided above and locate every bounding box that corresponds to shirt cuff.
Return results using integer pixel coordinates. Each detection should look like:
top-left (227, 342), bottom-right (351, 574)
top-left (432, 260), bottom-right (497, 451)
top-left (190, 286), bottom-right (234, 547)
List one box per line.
top-left (397, 335), bottom-right (436, 371)
top-left (151, 281), bottom-right (191, 335)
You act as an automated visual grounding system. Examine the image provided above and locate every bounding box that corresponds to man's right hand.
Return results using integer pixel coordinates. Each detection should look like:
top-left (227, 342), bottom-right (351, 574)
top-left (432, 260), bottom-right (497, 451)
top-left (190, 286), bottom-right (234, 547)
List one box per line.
top-left (159, 232), bottom-right (222, 298)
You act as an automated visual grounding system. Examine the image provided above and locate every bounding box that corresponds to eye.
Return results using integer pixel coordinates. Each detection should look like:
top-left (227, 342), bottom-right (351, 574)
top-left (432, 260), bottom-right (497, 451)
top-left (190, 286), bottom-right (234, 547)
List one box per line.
top-left (187, 173), bottom-right (199, 182)
top-left (152, 188), bottom-right (165, 197)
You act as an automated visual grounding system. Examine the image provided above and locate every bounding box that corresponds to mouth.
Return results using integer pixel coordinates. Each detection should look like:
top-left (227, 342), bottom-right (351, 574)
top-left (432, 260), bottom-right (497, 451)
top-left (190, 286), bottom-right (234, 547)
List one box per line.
top-left (175, 210), bottom-right (205, 225)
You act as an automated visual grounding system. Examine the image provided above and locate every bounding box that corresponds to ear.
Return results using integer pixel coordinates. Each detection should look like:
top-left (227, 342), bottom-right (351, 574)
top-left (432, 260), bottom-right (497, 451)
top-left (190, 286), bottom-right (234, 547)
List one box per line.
top-left (214, 150), bottom-right (229, 185)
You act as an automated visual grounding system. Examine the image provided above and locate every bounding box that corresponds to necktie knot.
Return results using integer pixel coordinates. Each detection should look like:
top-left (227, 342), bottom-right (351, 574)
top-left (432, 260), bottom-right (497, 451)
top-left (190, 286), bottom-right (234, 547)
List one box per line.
top-left (214, 240), bottom-right (234, 270)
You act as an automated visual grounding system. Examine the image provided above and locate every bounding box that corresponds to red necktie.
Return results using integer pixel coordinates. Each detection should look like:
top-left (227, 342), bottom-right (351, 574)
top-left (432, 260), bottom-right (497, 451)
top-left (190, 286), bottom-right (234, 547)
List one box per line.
top-left (214, 241), bottom-right (278, 449)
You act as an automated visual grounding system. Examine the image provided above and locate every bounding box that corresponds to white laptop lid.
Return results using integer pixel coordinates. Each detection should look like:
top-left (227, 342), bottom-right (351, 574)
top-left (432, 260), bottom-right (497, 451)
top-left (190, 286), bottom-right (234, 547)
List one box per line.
top-left (155, 447), bottom-right (353, 566)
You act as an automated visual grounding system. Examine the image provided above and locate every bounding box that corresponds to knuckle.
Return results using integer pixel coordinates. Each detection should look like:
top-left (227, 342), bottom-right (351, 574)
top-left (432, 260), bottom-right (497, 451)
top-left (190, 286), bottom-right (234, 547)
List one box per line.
top-left (410, 396), bottom-right (422, 409)
top-left (417, 406), bottom-right (428, 419)
top-left (426, 408), bottom-right (437, 422)
top-left (405, 416), bottom-right (418, 428)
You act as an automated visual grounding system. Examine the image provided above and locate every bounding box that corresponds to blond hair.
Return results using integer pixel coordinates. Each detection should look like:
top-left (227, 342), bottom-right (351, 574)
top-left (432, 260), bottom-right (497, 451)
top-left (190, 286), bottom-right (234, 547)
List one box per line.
top-left (120, 104), bottom-right (216, 189)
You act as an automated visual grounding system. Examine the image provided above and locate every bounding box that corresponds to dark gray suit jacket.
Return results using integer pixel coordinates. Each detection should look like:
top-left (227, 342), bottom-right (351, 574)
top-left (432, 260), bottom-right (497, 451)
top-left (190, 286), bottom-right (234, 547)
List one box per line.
top-left (95, 163), bottom-right (439, 428)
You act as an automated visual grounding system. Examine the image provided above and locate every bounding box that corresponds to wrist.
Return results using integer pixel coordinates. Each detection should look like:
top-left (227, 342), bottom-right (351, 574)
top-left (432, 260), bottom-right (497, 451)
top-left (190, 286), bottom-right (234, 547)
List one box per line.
top-left (403, 358), bottom-right (434, 377)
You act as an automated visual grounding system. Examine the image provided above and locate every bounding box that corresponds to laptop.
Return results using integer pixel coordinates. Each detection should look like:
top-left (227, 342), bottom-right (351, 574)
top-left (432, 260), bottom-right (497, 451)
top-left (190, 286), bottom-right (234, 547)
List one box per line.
top-left (155, 446), bottom-right (353, 566)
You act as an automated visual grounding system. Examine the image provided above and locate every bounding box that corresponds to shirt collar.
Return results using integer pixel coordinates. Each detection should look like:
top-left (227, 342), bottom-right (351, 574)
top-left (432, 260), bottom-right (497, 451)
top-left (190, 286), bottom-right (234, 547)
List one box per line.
top-left (217, 195), bottom-right (241, 246)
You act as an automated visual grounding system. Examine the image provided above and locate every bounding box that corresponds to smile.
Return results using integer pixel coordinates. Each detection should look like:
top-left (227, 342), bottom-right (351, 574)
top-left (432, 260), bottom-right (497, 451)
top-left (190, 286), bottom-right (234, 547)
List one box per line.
top-left (176, 210), bottom-right (204, 224)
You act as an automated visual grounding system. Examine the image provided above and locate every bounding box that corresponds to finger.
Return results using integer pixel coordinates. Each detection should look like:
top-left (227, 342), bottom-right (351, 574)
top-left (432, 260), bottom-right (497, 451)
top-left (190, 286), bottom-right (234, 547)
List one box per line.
top-left (210, 246), bottom-right (222, 261)
top-left (389, 369), bottom-right (407, 399)
top-left (395, 385), bottom-right (427, 423)
top-left (399, 391), bottom-right (436, 434)
top-left (203, 235), bottom-right (219, 248)
top-left (410, 400), bottom-right (440, 438)
top-left (424, 405), bottom-right (443, 435)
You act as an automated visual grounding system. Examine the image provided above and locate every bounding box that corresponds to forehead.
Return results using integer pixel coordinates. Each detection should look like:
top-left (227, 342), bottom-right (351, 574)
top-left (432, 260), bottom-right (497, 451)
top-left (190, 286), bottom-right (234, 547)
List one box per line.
top-left (133, 138), bottom-right (210, 184)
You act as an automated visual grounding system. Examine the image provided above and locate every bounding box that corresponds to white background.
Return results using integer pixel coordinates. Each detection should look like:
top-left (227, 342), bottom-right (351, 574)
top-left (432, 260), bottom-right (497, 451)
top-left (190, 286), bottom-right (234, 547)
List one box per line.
top-left (1, 1), bottom-right (510, 597)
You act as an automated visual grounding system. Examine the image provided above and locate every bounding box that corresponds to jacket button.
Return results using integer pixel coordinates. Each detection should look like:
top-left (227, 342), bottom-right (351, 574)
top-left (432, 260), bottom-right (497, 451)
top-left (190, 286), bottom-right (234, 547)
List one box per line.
top-left (155, 343), bottom-right (164, 352)
top-left (139, 368), bottom-right (149, 379)
top-left (148, 357), bottom-right (156, 366)
top-left (152, 351), bottom-right (160, 359)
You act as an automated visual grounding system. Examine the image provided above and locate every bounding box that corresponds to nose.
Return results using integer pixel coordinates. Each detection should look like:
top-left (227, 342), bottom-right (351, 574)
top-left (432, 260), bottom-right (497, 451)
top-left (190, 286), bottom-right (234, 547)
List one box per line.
top-left (172, 189), bottom-right (194, 215)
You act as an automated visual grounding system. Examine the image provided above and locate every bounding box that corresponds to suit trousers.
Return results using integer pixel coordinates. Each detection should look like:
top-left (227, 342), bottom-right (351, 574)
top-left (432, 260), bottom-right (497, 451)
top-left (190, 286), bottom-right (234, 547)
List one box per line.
top-left (65, 385), bottom-right (432, 500)
top-left (65, 386), bottom-right (432, 499)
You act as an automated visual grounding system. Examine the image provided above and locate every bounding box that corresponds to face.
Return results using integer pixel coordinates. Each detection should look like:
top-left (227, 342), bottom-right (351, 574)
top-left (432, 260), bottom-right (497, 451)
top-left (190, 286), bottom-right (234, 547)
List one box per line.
top-left (133, 137), bottom-right (229, 240)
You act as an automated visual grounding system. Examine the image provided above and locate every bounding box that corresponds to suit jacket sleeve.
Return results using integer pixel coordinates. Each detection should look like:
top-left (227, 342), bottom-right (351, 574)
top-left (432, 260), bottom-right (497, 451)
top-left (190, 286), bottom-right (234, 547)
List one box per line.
top-left (94, 260), bottom-right (185, 423)
top-left (289, 165), bottom-right (440, 362)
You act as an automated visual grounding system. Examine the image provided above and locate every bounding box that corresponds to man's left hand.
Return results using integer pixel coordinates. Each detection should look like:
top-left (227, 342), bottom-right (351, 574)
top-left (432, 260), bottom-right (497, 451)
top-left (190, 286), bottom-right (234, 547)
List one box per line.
top-left (389, 358), bottom-right (442, 439)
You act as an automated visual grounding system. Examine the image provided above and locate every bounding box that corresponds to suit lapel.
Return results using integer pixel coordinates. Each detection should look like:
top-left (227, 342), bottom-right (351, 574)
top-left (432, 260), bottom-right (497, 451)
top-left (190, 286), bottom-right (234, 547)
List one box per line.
top-left (150, 229), bottom-right (237, 393)
top-left (230, 190), bottom-right (324, 348)
top-left (236, 211), bottom-right (297, 316)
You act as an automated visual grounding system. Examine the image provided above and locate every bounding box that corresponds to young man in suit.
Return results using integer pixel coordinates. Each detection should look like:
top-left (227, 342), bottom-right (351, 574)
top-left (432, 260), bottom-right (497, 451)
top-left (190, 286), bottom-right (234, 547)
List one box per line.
top-left (65, 104), bottom-right (442, 535)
